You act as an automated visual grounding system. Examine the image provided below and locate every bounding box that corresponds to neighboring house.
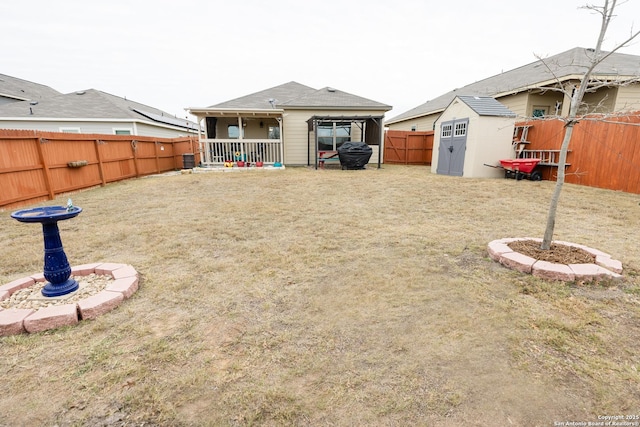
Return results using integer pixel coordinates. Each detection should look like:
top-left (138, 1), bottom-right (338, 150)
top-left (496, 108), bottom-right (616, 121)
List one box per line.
top-left (0, 75), bottom-right (198, 137)
top-left (432, 96), bottom-right (516, 178)
top-left (187, 81), bottom-right (392, 167)
top-left (0, 73), bottom-right (61, 106)
top-left (387, 47), bottom-right (640, 131)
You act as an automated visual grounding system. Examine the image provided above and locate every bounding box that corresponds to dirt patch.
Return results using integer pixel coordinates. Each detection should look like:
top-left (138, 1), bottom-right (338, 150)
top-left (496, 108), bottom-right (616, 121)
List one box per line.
top-left (508, 239), bottom-right (596, 264)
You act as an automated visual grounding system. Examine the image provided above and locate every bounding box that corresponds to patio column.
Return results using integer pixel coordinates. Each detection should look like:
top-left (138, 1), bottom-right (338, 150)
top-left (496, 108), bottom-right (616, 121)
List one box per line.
top-left (200, 117), bottom-right (209, 163)
top-left (278, 116), bottom-right (284, 164)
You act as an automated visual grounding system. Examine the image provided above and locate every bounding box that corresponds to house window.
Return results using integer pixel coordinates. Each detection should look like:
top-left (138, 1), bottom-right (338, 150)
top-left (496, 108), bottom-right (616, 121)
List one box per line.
top-left (441, 124), bottom-right (452, 138)
top-left (114, 129), bottom-right (132, 135)
top-left (532, 106), bottom-right (548, 117)
top-left (318, 122), bottom-right (351, 151)
top-left (60, 127), bottom-right (81, 133)
top-left (454, 122), bottom-right (467, 137)
top-left (268, 126), bottom-right (280, 140)
top-left (228, 125), bottom-right (240, 139)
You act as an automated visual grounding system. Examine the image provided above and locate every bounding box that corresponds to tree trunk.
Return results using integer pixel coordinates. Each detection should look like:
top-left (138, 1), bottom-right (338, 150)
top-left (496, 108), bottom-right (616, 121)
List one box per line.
top-left (540, 122), bottom-right (574, 250)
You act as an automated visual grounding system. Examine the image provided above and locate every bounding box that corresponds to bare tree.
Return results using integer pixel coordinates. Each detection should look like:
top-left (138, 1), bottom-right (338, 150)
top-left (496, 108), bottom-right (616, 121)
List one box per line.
top-left (540, 0), bottom-right (640, 250)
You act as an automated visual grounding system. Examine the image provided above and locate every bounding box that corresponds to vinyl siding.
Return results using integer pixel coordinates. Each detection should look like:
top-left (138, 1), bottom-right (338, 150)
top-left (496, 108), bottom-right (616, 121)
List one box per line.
top-left (0, 120), bottom-right (195, 137)
top-left (496, 92), bottom-right (529, 118)
top-left (134, 122), bottom-right (195, 137)
top-left (582, 87), bottom-right (618, 114)
top-left (386, 113), bottom-right (439, 132)
top-left (614, 84), bottom-right (640, 112)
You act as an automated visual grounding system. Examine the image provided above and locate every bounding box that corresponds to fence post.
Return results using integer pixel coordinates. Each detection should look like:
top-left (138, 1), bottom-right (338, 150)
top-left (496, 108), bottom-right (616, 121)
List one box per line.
top-left (154, 141), bottom-right (160, 173)
top-left (173, 141), bottom-right (178, 170)
top-left (404, 133), bottom-right (408, 165)
top-left (131, 140), bottom-right (140, 178)
top-left (35, 136), bottom-right (55, 201)
top-left (94, 139), bottom-right (107, 186)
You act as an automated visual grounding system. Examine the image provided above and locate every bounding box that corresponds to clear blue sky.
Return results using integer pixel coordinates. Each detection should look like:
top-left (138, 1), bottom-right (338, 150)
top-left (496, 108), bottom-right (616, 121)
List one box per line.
top-left (2, 0), bottom-right (639, 120)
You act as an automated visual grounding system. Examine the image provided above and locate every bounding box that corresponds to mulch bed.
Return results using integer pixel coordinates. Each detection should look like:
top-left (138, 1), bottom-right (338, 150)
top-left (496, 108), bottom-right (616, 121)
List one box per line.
top-left (507, 240), bottom-right (596, 264)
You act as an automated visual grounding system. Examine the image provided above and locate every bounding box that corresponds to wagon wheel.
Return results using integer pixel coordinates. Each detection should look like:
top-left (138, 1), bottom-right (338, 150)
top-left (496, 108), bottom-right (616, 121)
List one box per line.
top-left (530, 171), bottom-right (542, 181)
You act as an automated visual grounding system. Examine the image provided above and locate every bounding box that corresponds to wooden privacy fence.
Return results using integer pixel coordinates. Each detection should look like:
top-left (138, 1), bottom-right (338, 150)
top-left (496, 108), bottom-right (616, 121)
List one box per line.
top-left (517, 113), bottom-right (640, 194)
top-left (0, 129), bottom-right (199, 209)
top-left (384, 130), bottom-right (434, 165)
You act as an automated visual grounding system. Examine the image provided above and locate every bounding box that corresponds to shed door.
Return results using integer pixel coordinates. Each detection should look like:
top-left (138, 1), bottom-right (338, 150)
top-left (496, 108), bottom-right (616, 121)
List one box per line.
top-left (436, 119), bottom-right (468, 176)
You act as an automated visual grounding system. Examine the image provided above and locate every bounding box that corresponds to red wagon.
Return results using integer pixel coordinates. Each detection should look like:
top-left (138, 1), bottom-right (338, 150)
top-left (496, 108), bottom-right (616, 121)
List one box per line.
top-left (498, 158), bottom-right (542, 181)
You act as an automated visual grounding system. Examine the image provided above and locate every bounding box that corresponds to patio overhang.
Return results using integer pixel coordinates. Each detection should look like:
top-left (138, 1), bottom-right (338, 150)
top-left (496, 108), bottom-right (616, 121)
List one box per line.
top-left (186, 107), bottom-right (285, 119)
top-left (306, 115), bottom-right (385, 170)
top-left (187, 107), bottom-right (285, 167)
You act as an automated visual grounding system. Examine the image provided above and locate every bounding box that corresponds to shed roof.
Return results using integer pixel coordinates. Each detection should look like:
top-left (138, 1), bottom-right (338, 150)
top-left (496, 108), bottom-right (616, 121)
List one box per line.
top-left (387, 47), bottom-right (640, 124)
top-left (0, 73), bottom-right (61, 102)
top-left (456, 96), bottom-right (516, 117)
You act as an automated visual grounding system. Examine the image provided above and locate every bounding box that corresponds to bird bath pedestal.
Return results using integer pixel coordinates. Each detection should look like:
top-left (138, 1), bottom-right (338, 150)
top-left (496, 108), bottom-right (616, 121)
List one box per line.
top-left (11, 206), bottom-right (83, 297)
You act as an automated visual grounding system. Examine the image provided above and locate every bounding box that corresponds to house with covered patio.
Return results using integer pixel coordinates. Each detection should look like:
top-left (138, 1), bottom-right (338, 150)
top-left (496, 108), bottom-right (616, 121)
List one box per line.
top-left (187, 82), bottom-right (391, 168)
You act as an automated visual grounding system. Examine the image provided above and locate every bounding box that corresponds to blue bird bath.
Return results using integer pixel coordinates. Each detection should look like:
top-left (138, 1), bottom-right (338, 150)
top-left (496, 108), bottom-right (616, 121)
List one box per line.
top-left (11, 205), bottom-right (83, 297)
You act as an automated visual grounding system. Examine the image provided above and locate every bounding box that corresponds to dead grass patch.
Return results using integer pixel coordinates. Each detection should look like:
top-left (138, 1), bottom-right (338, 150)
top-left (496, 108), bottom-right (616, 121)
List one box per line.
top-left (1, 165), bottom-right (639, 426)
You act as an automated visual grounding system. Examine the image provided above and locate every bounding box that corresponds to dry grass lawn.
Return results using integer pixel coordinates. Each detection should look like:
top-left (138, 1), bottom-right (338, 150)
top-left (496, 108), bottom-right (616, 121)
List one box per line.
top-left (1, 165), bottom-right (639, 426)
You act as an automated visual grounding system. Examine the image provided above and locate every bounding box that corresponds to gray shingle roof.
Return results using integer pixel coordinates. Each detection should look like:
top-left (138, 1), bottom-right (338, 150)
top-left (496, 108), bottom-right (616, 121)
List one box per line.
top-left (279, 87), bottom-right (391, 110)
top-left (456, 96), bottom-right (516, 117)
top-left (210, 81), bottom-right (391, 111)
top-left (210, 81), bottom-right (317, 109)
top-left (0, 89), bottom-right (197, 129)
top-left (387, 47), bottom-right (640, 124)
top-left (0, 73), bottom-right (61, 102)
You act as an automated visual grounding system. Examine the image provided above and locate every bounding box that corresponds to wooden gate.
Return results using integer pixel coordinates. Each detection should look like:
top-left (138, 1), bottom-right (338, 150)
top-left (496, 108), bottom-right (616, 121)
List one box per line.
top-left (384, 130), bottom-right (433, 165)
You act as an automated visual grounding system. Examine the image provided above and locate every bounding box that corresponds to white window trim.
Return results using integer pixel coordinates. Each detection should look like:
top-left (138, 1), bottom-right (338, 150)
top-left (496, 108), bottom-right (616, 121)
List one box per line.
top-left (532, 106), bottom-right (549, 117)
top-left (59, 127), bottom-right (81, 133)
top-left (113, 128), bottom-right (133, 135)
top-left (454, 122), bottom-right (467, 137)
top-left (441, 124), bottom-right (452, 138)
top-left (318, 122), bottom-right (351, 150)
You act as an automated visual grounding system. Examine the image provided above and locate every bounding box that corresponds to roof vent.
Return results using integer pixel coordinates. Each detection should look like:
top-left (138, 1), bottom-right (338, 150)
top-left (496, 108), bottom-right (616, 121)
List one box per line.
top-left (76, 91), bottom-right (86, 95)
top-left (29, 100), bottom-right (38, 105)
top-left (327, 87), bottom-right (336, 92)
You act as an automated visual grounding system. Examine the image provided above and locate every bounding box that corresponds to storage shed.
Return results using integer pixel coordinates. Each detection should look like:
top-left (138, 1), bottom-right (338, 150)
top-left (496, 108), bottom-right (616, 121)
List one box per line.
top-left (432, 96), bottom-right (516, 178)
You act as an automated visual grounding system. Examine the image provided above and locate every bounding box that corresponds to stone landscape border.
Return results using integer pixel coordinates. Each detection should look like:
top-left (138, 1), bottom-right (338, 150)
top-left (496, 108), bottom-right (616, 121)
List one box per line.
top-left (488, 238), bottom-right (623, 282)
top-left (0, 263), bottom-right (138, 337)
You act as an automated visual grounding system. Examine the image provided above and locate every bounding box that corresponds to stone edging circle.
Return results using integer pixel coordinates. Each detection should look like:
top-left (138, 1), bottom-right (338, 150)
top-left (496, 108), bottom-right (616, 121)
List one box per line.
top-left (487, 238), bottom-right (623, 282)
top-left (0, 263), bottom-right (138, 337)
